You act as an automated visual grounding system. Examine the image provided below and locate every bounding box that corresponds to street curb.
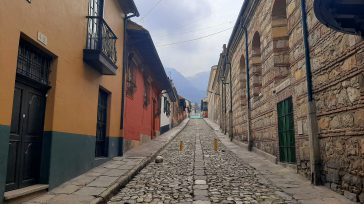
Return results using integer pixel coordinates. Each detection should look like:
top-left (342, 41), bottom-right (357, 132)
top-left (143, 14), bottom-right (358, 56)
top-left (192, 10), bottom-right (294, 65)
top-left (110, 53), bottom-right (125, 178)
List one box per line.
top-left (92, 118), bottom-right (190, 204)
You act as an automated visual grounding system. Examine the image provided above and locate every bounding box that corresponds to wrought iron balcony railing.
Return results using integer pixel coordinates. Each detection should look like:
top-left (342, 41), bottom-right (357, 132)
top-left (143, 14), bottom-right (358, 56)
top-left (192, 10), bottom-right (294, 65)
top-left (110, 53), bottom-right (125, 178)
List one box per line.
top-left (84, 16), bottom-right (118, 75)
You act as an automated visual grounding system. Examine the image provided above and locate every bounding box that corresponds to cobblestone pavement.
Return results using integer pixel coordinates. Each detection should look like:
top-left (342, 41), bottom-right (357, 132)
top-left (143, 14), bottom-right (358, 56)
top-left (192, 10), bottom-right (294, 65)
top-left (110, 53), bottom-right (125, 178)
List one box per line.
top-left (108, 119), bottom-right (298, 204)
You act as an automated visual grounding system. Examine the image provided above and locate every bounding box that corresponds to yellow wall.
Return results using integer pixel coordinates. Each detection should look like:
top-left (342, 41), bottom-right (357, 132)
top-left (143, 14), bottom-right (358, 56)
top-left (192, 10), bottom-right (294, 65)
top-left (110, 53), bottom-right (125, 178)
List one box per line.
top-left (0, 0), bottom-right (125, 137)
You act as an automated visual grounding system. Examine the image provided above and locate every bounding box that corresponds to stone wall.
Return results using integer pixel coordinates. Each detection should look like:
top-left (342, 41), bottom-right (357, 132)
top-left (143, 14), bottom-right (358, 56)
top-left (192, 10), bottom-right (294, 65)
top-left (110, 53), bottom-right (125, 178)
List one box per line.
top-left (231, 38), bottom-right (248, 142)
top-left (224, 0), bottom-right (364, 202)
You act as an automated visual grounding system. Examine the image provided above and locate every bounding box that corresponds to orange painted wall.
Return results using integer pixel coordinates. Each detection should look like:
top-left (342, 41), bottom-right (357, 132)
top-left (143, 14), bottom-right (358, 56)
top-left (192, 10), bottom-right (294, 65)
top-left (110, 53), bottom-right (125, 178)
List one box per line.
top-left (0, 0), bottom-right (125, 138)
top-left (124, 66), bottom-right (161, 141)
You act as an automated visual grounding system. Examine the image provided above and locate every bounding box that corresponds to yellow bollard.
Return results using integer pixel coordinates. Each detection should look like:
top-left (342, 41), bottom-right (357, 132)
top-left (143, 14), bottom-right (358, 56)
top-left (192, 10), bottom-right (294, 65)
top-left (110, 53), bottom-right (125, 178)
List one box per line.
top-left (214, 138), bottom-right (218, 152)
top-left (179, 141), bottom-right (184, 151)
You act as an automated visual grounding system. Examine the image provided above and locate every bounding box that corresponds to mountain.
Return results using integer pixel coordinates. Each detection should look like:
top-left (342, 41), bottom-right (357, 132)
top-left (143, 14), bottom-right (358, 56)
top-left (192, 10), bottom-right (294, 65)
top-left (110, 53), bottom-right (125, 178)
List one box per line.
top-left (187, 71), bottom-right (210, 92)
top-left (165, 68), bottom-right (208, 103)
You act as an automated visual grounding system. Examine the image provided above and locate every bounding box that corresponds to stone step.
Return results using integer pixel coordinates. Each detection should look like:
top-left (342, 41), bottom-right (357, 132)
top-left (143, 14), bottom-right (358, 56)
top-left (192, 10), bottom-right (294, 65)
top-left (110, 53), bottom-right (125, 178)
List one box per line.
top-left (4, 184), bottom-right (49, 204)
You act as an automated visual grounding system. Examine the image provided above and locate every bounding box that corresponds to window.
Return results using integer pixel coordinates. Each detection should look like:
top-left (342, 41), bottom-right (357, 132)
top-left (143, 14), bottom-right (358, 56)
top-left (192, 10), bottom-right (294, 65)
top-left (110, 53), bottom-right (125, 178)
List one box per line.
top-left (143, 76), bottom-right (150, 107)
top-left (16, 39), bottom-right (52, 85)
top-left (163, 97), bottom-right (171, 116)
top-left (126, 54), bottom-right (137, 97)
top-left (95, 89), bottom-right (108, 157)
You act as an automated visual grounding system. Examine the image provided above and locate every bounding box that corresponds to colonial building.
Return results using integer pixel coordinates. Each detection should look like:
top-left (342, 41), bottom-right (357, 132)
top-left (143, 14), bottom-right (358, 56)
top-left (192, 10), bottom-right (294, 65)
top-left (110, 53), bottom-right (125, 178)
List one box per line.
top-left (160, 83), bottom-right (178, 134)
top-left (207, 66), bottom-right (217, 121)
top-left (211, 0), bottom-right (364, 202)
top-left (207, 66), bottom-right (221, 125)
top-left (0, 0), bottom-right (139, 202)
top-left (175, 96), bottom-right (188, 123)
top-left (123, 21), bottom-right (173, 151)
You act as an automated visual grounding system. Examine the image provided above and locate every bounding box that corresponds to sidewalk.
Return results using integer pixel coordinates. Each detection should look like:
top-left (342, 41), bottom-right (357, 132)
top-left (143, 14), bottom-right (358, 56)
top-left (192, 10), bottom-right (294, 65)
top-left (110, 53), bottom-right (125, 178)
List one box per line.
top-left (26, 119), bottom-right (189, 204)
top-left (204, 118), bottom-right (355, 204)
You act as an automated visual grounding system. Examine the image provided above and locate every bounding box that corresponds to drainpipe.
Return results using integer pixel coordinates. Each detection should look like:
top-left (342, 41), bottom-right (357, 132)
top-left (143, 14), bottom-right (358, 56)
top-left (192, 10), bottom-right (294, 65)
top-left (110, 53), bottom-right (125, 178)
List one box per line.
top-left (227, 60), bottom-right (233, 141)
top-left (300, 0), bottom-right (321, 185)
top-left (224, 78), bottom-right (227, 134)
top-left (120, 13), bottom-right (137, 155)
top-left (220, 79), bottom-right (224, 131)
top-left (244, 27), bottom-right (253, 151)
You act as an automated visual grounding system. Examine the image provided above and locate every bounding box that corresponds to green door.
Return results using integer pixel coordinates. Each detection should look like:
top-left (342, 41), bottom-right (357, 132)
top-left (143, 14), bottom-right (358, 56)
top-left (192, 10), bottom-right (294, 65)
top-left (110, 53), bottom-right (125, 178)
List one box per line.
top-left (277, 97), bottom-right (296, 163)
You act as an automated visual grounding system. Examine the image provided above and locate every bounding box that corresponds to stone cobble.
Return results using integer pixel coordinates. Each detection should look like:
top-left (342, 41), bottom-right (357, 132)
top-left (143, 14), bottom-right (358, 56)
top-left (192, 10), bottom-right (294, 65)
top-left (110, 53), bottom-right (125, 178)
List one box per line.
top-left (108, 119), bottom-right (297, 204)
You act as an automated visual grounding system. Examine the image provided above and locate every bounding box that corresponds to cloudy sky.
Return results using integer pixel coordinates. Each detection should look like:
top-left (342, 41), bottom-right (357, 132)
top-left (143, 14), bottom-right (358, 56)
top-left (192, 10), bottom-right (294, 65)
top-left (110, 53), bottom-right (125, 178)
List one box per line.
top-left (133, 0), bottom-right (243, 77)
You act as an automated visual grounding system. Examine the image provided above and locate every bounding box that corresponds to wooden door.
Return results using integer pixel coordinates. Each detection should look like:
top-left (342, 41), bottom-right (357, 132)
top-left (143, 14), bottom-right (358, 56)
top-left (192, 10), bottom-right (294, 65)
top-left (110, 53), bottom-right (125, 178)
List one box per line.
top-left (6, 82), bottom-right (45, 191)
top-left (277, 97), bottom-right (296, 163)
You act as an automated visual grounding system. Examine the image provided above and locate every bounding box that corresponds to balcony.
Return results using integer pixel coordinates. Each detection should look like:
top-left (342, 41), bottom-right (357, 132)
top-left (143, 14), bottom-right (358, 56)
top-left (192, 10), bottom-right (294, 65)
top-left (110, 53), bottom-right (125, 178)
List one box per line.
top-left (84, 16), bottom-right (118, 75)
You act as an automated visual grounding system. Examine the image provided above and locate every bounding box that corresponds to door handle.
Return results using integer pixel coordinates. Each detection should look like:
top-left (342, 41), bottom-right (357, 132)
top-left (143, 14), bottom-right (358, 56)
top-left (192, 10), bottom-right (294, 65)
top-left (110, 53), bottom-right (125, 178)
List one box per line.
top-left (25, 144), bottom-right (32, 155)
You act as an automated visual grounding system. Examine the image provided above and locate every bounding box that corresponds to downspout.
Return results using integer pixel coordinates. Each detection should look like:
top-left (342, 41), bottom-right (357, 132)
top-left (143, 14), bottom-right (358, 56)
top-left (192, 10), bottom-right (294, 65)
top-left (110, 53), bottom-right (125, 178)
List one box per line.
top-left (220, 78), bottom-right (224, 131)
top-left (224, 78), bottom-right (227, 134)
top-left (244, 27), bottom-right (253, 151)
top-left (300, 0), bottom-right (321, 185)
top-left (228, 59), bottom-right (233, 141)
top-left (120, 13), bottom-right (137, 155)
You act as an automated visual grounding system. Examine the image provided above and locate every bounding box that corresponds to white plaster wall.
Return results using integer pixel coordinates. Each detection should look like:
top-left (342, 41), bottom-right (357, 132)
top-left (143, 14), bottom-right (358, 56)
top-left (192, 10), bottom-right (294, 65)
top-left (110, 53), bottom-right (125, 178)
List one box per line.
top-left (160, 92), bottom-right (171, 128)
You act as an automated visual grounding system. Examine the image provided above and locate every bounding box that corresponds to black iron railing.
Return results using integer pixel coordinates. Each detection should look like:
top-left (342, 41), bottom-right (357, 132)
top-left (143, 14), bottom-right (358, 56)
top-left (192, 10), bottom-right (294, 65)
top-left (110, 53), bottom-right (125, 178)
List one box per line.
top-left (86, 16), bottom-right (117, 64)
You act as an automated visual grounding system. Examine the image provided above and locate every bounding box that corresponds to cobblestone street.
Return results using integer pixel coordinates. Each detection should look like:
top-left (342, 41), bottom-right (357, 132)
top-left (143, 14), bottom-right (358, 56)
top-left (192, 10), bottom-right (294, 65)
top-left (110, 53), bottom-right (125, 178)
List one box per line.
top-left (108, 119), bottom-right (297, 204)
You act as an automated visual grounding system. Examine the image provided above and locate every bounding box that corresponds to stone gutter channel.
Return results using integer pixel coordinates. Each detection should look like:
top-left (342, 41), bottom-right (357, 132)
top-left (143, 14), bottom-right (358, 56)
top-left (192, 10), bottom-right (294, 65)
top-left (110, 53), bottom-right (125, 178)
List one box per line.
top-left (192, 132), bottom-right (210, 203)
top-left (26, 119), bottom-right (190, 204)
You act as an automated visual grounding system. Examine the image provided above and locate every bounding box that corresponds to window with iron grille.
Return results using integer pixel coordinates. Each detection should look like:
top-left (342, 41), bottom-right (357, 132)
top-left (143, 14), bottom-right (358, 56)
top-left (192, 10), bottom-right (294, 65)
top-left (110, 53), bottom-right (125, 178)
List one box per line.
top-left (163, 97), bottom-right (167, 113)
top-left (163, 97), bottom-right (171, 116)
top-left (16, 40), bottom-right (52, 85)
top-left (126, 54), bottom-right (137, 97)
top-left (143, 76), bottom-right (150, 107)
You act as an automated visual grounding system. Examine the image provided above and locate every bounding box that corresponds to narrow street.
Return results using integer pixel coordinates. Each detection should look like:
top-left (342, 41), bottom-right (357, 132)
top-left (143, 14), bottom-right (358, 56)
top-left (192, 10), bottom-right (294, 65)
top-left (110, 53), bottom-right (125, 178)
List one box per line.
top-left (108, 119), bottom-right (297, 204)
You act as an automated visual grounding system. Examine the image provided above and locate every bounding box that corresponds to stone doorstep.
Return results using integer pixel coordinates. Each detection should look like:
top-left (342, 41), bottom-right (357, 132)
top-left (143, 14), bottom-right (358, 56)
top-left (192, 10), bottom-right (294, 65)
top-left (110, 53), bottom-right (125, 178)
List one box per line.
top-left (4, 184), bottom-right (49, 200)
top-left (278, 162), bottom-right (298, 171)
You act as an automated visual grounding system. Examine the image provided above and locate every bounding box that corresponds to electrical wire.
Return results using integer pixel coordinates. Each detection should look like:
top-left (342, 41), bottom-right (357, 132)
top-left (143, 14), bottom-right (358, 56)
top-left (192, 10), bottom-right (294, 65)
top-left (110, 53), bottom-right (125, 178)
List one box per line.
top-left (140, 0), bottom-right (163, 22)
top-left (152, 20), bottom-right (234, 40)
top-left (157, 27), bottom-right (233, 47)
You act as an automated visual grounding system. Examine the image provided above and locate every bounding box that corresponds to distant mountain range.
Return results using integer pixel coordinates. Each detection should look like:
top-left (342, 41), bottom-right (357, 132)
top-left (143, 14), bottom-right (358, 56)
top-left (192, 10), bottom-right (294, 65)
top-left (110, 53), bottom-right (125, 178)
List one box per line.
top-left (165, 68), bottom-right (209, 103)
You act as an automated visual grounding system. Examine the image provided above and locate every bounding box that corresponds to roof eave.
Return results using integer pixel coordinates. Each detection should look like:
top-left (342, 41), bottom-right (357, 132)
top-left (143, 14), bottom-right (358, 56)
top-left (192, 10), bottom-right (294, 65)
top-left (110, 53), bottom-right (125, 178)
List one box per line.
top-left (127, 28), bottom-right (172, 92)
top-left (118, 0), bottom-right (140, 17)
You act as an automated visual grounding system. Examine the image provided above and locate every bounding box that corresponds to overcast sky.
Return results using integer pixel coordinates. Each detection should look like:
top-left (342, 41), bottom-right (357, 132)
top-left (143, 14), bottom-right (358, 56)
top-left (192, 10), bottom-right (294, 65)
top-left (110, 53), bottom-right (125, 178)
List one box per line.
top-left (133, 0), bottom-right (242, 77)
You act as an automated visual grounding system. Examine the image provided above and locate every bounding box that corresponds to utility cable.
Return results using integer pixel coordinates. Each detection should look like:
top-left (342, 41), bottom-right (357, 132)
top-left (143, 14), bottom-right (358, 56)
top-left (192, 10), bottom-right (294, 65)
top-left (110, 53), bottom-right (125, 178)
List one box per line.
top-left (157, 27), bottom-right (233, 47)
top-left (153, 20), bottom-right (234, 40)
top-left (140, 0), bottom-right (163, 22)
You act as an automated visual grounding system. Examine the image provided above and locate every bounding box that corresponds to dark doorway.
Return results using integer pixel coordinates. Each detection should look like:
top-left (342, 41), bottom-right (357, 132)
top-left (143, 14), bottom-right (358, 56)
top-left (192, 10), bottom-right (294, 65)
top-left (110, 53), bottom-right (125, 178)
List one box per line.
top-left (6, 39), bottom-right (51, 191)
top-left (95, 89), bottom-right (108, 157)
top-left (277, 97), bottom-right (296, 163)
